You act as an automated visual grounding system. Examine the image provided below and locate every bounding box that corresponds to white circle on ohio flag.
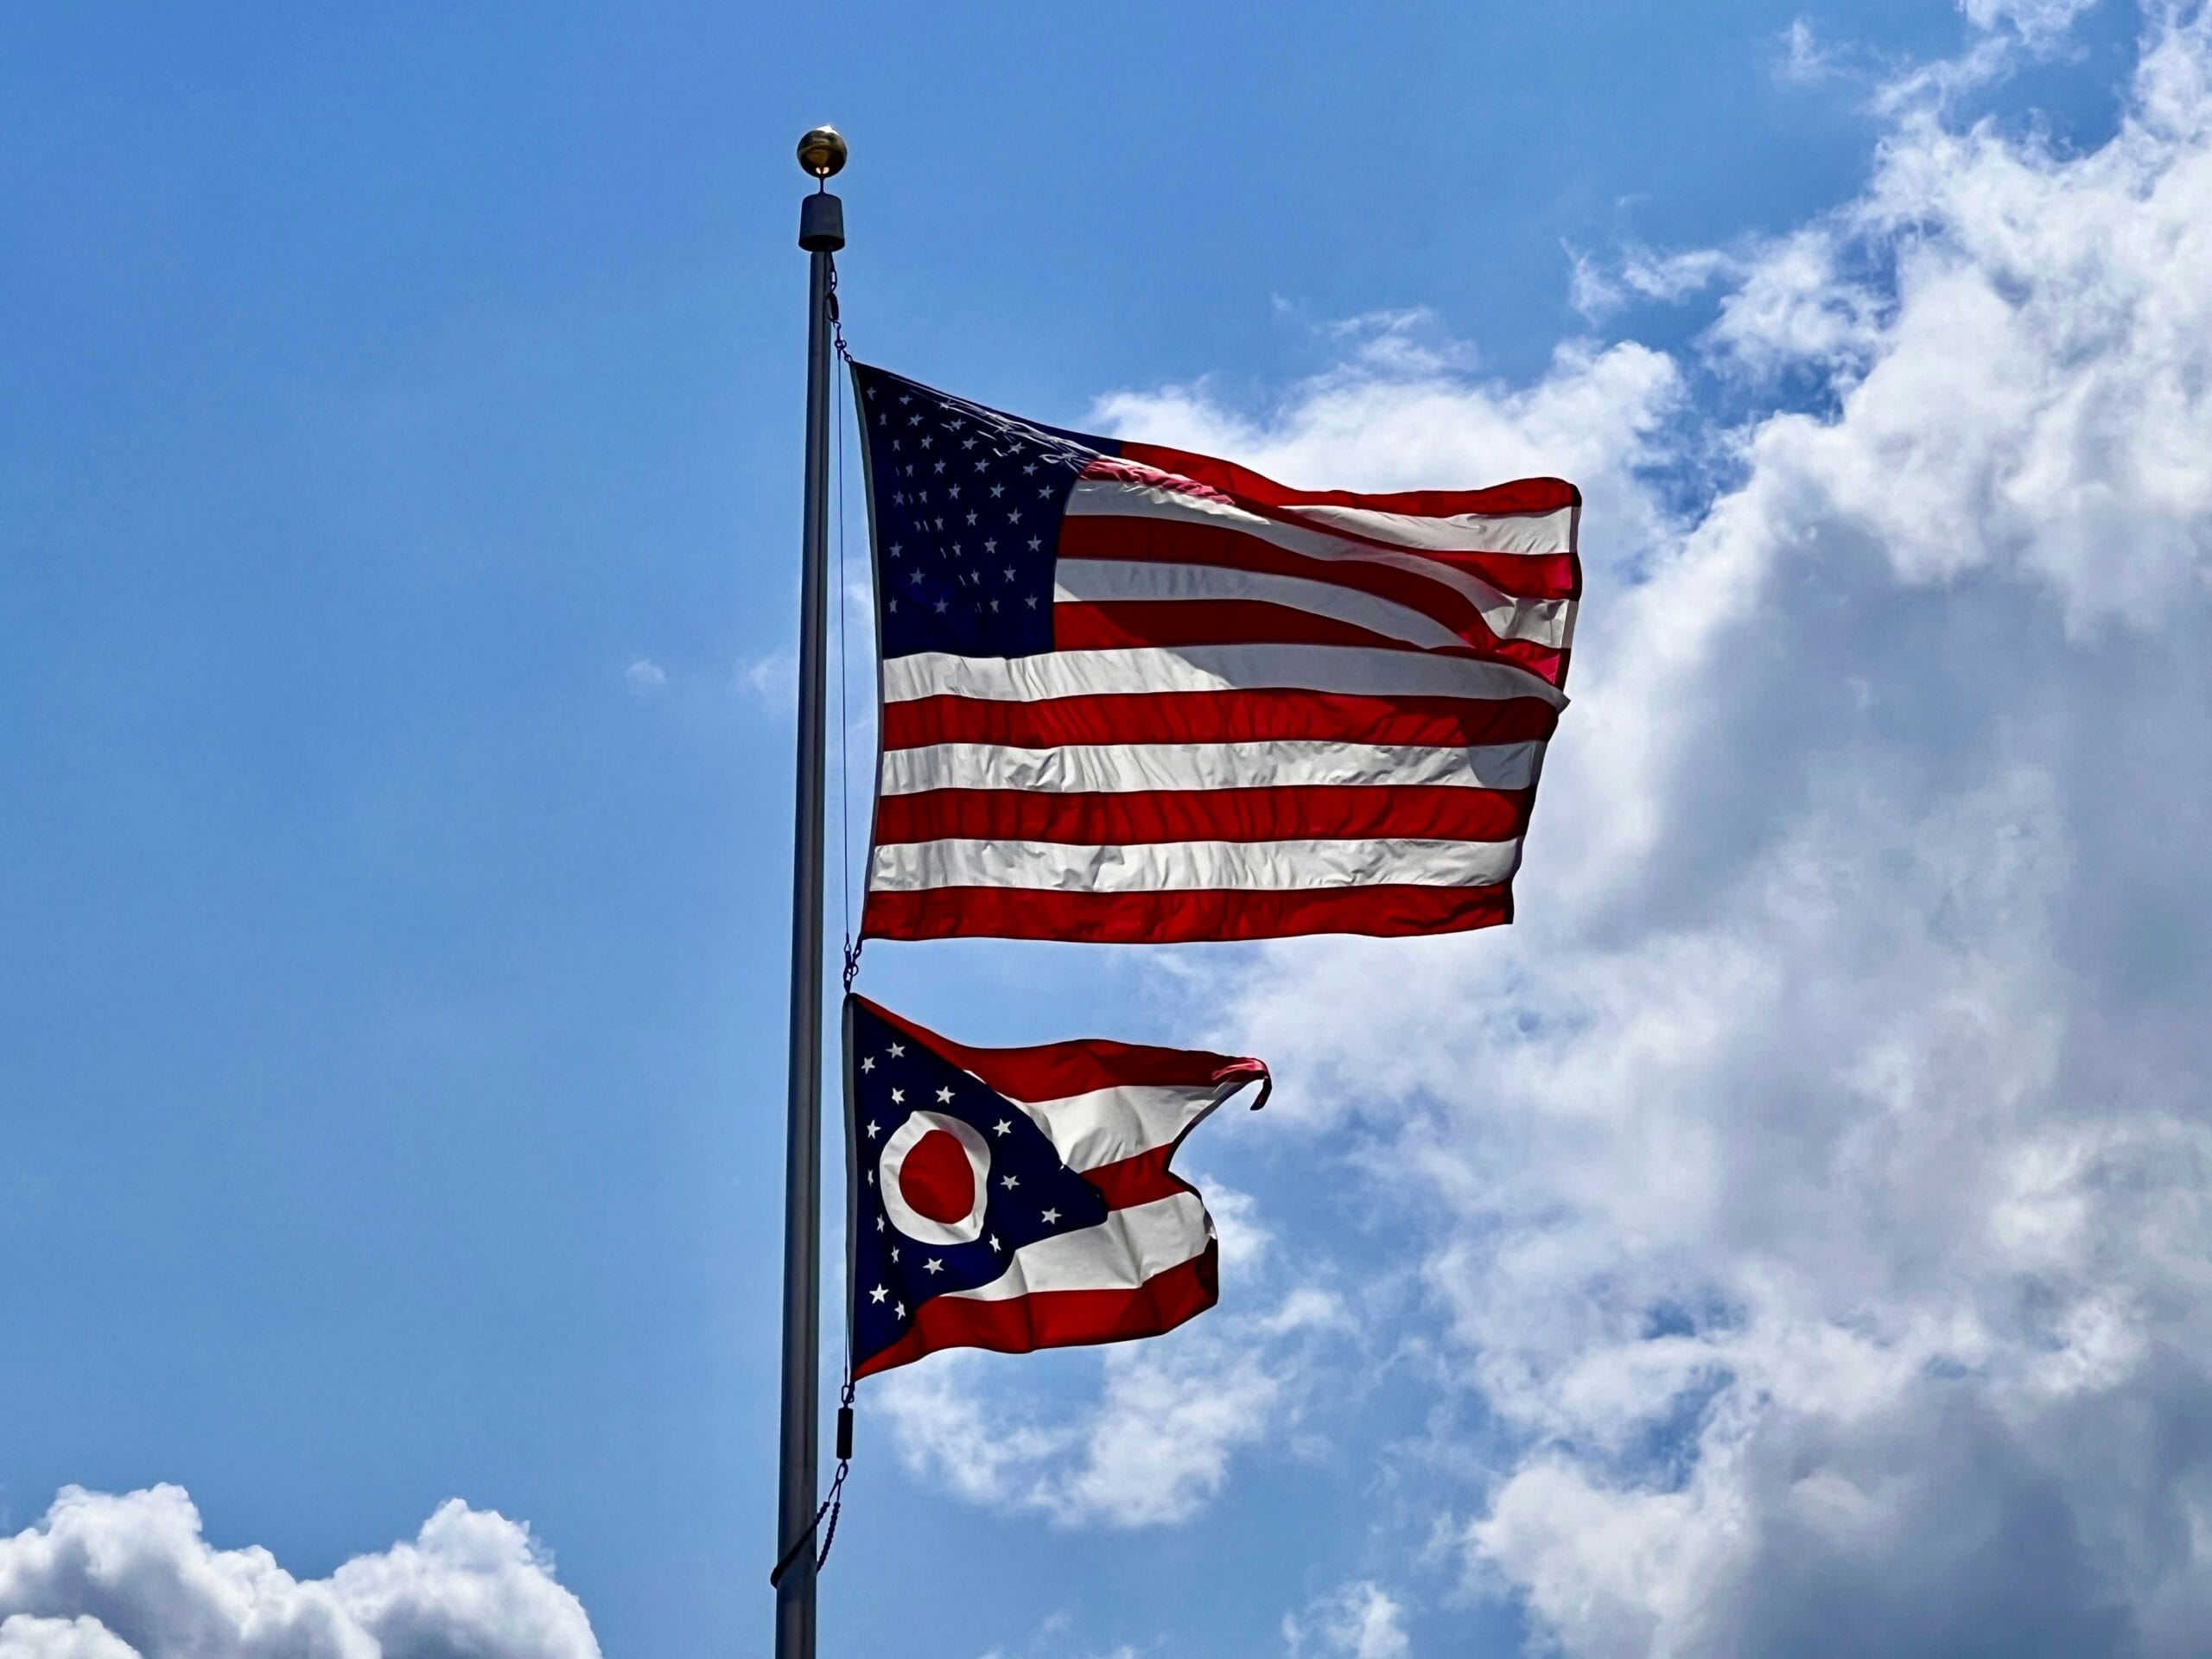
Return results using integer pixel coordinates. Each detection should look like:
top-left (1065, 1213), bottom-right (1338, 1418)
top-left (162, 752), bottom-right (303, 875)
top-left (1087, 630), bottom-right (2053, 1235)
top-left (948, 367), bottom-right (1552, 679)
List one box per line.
top-left (879, 1111), bottom-right (991, 1245)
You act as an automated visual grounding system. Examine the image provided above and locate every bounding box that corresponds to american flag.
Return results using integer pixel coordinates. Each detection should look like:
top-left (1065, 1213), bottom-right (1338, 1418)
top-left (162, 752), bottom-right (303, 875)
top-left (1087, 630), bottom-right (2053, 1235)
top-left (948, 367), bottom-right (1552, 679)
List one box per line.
top-left (845, 995), bottom-right (1268, 1380)
top-left (851, 361), bottom-right (1580, 944)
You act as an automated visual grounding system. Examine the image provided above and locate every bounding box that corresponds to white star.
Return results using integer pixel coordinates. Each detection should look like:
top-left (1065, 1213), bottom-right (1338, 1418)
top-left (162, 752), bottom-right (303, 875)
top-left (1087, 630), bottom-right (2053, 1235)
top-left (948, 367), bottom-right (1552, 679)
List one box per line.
top-left (898, 392), bottom-right (911, 405)
top-left (1001, 1174), bottom-right (1019, 1190)
top-left (935, 1086), bottom-right (954, 1103)
top-left (893, 1301), bottom-right (906, 1318)
top-left (988, 1235), bottom-right (1002, 1252)
top-left (1023, 461), bottom-right (1038, 475)
top-left (1040, 1207), bottom-right (1060, 1224)
top-left (1024, 595), bottom-right (1038, 608)
top-left (966, 511), bottom-right (978, 525)
top-left (866, 1119), bottom-right (880, 1138)
top-left (889, 1089), bottom-right (904, 1105)
top-left (992, 1119), bottom-right (1012, 1136)
top-left (890, 1247), bottom-right (899, 1262)
top-left (919, 434), bottom-right (932, 448)
top-left (866, 385), bottom-right (877, 399)
top-left (868, 1285), bottom-right (887, 1303)
top-left (874, 1216), bottom-right (885, 1232)
top-left (962, 435), bottom-right (977, 450)
top-left (984, 538), bottom-right (997, 553)
top-left (934, 598), bottom-right (949, 613)
top-left (1008, 509), bottom-right (1022, 523)
top-left (888, 1042), bottom-right (905, 1058)
top-left (990, 483), bottom-right (1004, 498)
top-left (948, 484), bottom-right (961, 500)
top-left (861, 1056), bottom-right (875, 1072)
top-left (924, 1257), bottom-right (944, 1274)
top-left (1003, 566), bottom-right (1015, 581)
top-left (887, 543), bottom-right (902, 559)
top-left (1027, 537), bottom-right (1041, 550)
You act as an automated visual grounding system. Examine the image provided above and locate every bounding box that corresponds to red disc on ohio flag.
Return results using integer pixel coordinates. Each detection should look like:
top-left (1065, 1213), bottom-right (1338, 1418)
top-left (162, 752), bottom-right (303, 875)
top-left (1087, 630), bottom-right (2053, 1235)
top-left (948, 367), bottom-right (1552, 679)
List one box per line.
top-left (899, 1128), bottom-right (975, 1223)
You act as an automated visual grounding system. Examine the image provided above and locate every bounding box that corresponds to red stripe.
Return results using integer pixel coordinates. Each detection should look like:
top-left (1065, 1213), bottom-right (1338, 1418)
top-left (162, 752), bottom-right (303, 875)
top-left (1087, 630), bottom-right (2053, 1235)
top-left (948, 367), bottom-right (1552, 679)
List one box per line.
top-left (1080, 1145), bottom-right (1191, 1211)
top-left (853, 1246), bottom-right (1219, 1381)
top-left (881, 688), bottom-right (1561, 752)
top-left (875, 784), bottom-right (1534, 847)
top-left (849, 995), bottom-right (1255, 1097)
top-left (1061, 514), bottom-right (1569, 642)
top-left (1419, 548), bottom-right (1581, 605)
top-left (862, 881), bottom-right (1515, 944)
top-left (1116, 440), bottom-right (1580, 522)
top-left (1051, 601), bottom-right (1567, 683)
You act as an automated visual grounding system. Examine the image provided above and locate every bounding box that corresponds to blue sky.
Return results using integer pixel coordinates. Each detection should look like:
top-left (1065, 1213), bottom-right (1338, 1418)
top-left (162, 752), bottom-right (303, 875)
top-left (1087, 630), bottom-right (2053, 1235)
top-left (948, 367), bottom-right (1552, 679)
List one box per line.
top-left (10, 4), bottom-right (2212, 1658)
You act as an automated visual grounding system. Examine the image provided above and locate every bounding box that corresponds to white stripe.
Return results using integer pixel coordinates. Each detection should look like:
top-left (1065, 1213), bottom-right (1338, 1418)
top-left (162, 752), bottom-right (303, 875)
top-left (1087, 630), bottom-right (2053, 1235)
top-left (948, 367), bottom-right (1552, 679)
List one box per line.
top-left (1069, 478), bottom-right (1575, 648)
top-left (881, 644), bottom-right (1567, 710)
top-left (947, 1192), bottom-right (1211, 1302)
top-left (1055, 558), bottom-right (1475, 652)
top-left (1282, 501), bottom-right (1576, 556)
top-left (870, 835), bottom-right (1523, 893)
top-left (882, 737), bottom-right (1545, 796)
top-left (1007, 1079), bottom-right (1255, 1171)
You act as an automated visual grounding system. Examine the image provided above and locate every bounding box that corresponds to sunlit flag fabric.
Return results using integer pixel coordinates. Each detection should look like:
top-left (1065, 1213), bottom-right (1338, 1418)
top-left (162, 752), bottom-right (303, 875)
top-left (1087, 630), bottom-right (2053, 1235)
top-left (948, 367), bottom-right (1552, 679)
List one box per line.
top-left (844, 995), bottom-right (1268, 1380)
top-left (850, 359), bottom-right (1580, 943)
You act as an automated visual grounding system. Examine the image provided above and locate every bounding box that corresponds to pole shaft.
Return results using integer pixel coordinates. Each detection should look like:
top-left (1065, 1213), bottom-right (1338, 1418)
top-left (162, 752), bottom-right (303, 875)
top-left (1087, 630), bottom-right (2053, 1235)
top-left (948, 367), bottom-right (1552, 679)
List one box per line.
top-left (774, 241), bottom-right (836, 1659)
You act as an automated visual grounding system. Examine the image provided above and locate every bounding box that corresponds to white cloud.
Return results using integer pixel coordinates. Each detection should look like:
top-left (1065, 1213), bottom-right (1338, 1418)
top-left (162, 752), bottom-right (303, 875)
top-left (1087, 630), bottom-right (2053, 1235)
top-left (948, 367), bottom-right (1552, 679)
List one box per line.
top-left (622, 658), bottom-right (666, 696)
top-left (0, 1486), bottom-right (599, 1659)
top-left (976, 1618), bottom-right (1142, 1659)
top-left (0, 1618), bottom-right (137, 1659)
top-left (1779, 18), bottom-right (1840, 84)
top-left (877, 1283), bottom-right (1324, 1529)
top-left (1282, 1581), bottom-right (1412, 1659)
top-left (875, 1189), bottom-right (1357, 1529)
top-left (737, 647), bottom-right (796, 709)
top-left (1873, 0), bottom-right (2097, 112)
top-left (1090, 5), bottom-right (2212, 1653)
top-left (1960, 0), bottom-right (2101, 47)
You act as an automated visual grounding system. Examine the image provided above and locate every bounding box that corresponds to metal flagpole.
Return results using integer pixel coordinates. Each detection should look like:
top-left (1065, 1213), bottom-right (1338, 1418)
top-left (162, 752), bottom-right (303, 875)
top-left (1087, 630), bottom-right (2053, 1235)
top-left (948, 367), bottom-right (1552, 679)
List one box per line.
top-left (775, 123), bottom-right (847, 1659)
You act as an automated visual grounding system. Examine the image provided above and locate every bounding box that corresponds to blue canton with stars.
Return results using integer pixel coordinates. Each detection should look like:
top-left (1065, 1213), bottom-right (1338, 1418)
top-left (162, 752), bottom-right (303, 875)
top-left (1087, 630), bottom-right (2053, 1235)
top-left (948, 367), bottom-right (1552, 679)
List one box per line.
top-left (846, 996), bottom-right (1110, 1371)
top-left (849, 360), bottom-right (1122, 660)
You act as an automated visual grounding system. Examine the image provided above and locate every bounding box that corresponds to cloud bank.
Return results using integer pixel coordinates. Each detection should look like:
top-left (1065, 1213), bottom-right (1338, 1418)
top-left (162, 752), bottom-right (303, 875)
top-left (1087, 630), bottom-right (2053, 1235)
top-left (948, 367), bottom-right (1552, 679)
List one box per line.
top-left (1165, 6), bottom-right (2212, 1655)
top-left (0, 1486), bottom-right (599, 1659)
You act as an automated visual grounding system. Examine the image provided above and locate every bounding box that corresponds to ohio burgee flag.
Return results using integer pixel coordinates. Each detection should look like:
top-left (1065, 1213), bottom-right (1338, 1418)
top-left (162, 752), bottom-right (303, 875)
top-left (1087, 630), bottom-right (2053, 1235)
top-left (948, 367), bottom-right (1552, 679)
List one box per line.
top-left (851, 360), bottom-right (1582, 944)
top-left (844, 995), bottom-right (1269, 1379)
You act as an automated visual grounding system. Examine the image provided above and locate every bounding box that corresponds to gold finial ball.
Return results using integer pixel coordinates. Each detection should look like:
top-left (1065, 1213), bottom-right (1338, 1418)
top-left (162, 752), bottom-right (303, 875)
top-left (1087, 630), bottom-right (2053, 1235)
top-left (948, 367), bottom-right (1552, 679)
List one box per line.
top-left (797, 125), bottom-right (847, 181)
